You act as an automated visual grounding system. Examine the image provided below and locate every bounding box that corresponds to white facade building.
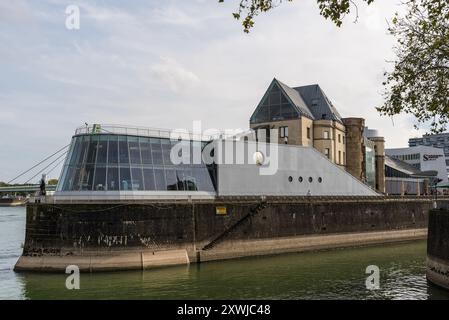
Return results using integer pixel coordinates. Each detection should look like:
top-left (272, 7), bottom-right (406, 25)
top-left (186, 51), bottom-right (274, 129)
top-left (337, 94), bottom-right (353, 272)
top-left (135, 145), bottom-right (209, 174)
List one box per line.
top-left (386, 146), bottom-right (448, 183)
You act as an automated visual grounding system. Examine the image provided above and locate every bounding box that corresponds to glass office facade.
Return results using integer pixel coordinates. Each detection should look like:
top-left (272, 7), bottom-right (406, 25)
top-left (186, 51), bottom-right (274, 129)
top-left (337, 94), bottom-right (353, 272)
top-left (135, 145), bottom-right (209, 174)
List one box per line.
top-left (58, 134), bottom-right (216, 192)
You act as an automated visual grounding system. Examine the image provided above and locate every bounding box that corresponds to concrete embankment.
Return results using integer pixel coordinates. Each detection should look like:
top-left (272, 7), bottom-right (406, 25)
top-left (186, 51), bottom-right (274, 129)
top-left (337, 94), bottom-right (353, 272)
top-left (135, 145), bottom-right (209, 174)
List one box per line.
top-left (427, 208), bottom-right (449, 290)
top-left (15, 197), bottom-right (440, 272)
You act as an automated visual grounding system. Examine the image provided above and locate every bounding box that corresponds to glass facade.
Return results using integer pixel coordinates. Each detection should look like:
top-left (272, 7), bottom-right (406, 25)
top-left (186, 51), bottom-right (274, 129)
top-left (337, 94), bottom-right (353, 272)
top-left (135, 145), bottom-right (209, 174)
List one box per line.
top-left (365, 145), bottom-right (376, 189)
top-left (58, 134), bottom-right (216, 192)
top-left (250, 83), bottom-right (299, 124)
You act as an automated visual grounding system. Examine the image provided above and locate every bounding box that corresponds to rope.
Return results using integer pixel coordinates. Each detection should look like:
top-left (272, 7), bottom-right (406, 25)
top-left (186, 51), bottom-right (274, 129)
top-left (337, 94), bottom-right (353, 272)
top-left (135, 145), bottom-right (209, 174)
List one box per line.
top-left (7, 144), bottom-right (70, 184)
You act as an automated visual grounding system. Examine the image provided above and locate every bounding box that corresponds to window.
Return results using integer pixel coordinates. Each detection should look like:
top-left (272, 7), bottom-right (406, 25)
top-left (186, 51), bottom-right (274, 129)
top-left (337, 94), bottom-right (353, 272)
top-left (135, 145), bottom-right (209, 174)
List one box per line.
top-left (60, 135), bottom-right (217, 193)
top-left (107, 167), bottom-right (119, 191)
top-left (309, 177), bottom-right (313, 183)
top-left (325, 148), bottom-right (330, 159)
top-left (288, 176), bottom-right (293, 182)
top-left (131, 167), bottom-right (144, 190)
top-left (250, 83), bottom-right (300, 124)
top-left (343, 136), bottom-right (345, 145)
top-left (338, 134), bottom-right (341, 143)
top-left (318, 177), bottom-right (323, 183)
top-left (118, 137), bottom-right (129, 164)
top-left (119, 166), bottom-right (131, 190)
top-left (299, 176), bottom-right (303, 182)
top-left (323, 131), bottom-right (329, 139)
top-left (338, 151), bottom-right (341, 164)
top-left (307, 127), bottom-right (311, 139)
top-left (93, 167), bottom-right (106, 191)
top-left (96, 138), bottom-right (108, 164)
top-left (279, 126), bottom-right (289, 138)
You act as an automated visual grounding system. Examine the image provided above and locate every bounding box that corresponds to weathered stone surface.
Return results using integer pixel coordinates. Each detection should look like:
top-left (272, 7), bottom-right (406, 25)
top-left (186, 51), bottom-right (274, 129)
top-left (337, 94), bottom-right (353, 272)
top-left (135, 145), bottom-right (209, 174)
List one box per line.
top-left (427, 209), bottom-right (449, 290)
top-left (16, 197), bottom-right (437, 272)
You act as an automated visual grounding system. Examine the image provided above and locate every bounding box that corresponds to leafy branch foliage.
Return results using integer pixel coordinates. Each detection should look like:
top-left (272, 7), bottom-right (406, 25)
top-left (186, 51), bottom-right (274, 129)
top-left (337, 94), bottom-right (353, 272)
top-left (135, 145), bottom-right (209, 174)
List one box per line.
top-left (377, 0), bottom-right (449, 133)
top-left (219, 0), bottom-right (374, 32)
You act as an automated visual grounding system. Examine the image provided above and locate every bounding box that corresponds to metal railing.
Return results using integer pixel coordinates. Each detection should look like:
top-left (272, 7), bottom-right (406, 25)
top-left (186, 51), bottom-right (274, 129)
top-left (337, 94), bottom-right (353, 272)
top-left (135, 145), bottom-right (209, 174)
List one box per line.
top-left (74, 124), bottom-right (241, 141)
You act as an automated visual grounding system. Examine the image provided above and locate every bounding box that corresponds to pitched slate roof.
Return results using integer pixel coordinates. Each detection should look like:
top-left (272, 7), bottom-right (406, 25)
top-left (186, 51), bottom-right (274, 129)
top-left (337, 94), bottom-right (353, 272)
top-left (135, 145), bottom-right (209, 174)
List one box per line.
top-left (294, 84), bottom-right (343, 122)
top-left (250, 78), bottom-right (344, 124)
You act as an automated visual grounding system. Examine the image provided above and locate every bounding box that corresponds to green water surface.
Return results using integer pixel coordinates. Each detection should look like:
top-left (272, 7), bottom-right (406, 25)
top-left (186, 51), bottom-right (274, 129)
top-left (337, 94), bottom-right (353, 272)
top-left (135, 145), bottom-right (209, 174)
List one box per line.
top-left (1, 206), bottom-right (448, 300)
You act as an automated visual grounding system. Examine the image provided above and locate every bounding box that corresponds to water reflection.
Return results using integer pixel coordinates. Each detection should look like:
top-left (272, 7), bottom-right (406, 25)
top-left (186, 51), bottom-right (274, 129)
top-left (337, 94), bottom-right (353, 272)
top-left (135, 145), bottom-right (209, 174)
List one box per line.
top-left (16, 242), bottom-right (449, 300)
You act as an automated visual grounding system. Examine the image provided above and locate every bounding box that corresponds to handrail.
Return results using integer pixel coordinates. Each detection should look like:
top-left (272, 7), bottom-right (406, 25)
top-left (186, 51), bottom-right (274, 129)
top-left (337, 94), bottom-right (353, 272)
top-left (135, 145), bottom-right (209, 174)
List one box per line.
top-left (74, 124), bottom-right (240, 141)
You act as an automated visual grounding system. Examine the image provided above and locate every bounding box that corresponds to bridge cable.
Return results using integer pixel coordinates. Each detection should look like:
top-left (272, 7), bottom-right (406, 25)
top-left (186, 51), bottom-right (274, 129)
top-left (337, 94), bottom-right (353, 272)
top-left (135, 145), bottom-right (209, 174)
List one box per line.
top-left (23, 151), bottom-right (69, 185)
top-left (7, 144), bottom-right (70, 184)
top-left (45, 156), bottom-right (67, 178)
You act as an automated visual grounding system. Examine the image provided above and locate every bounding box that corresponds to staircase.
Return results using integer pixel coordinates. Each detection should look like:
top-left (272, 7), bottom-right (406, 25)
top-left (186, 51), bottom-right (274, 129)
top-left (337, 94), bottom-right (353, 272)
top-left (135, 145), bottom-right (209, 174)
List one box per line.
top-left (202, 201), bottom-right (268, 251)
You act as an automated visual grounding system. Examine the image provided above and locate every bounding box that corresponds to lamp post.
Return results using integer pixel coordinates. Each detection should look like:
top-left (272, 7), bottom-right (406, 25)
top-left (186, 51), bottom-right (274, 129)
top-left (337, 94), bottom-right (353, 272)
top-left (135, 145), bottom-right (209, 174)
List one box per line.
top-left (433, 178), bottom-right (443, 208)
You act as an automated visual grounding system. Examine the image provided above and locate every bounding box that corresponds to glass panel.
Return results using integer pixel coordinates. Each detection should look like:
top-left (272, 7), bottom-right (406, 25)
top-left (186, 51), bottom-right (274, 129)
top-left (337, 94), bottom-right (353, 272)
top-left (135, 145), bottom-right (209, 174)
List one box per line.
top-left (131, 167), bottom-right (144, 190)
top-left (269, 92), bottom-right (280, 104)
top-left (281, 94), bottom-right (289, 104)
top-left (143, 168), bottom-right (156, 190)
top-left (129, 137), bottom-right (141, 165)
top-left (118, 137), bottom-right (129, 165)
top-left (192, 167), bottom-right (214, 192)
top-left (165, 169), bottom-right (178, 190)
top-left (86, 137), bottom-right (98, 164)
top-left (77, 136), bottom-right (89, 166)
top-left (151, 138), bottom-right (163, 165)
top-left (119, 166), bottom-right (131, 191)
top-left (161, 139), bottom-right (172, 165)
top-left (107, 166), bottom-right (119, 191)
top-left (96, 140), bottom-right (108, 164)
top-left (68, 137), bottom-right (82, 165)
top-left (270, 105), bottom-right (281, 120)
top-left (140, 138), bottom-right (152, 165)
top-left (71, 165), bottom-right (83, 191)
top-left (108, 137), bottom-right (118, 164)
top-left (93, 167), bottom-right (106, 191)
top-left (61, 166), bottom-right (75, 191)
top-left (80, 164), bottom-right (95, 190)
top-left (280, 103), bottom-right (297, 119)
top-left (255, 105), bottom-right (269, 123)
top-left (154, 168), bottom-right (166, 190)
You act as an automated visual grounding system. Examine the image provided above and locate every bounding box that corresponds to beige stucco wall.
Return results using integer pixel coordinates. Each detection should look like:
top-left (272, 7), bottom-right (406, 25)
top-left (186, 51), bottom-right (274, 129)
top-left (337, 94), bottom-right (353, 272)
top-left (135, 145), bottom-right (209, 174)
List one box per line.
top-left (313, 120), bottom-right (346, 167)
top-left (301, 117), bottom-right (314, 147)
top-left (250, 117), bottom-right (346, 168)
top-left (250, 117), bottom-right (313, 146)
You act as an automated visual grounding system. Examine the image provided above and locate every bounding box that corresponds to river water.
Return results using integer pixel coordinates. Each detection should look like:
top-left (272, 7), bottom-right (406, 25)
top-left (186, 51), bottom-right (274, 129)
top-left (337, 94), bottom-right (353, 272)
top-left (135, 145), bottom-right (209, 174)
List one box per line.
top-left (1, 206), bottom-right (448, 300)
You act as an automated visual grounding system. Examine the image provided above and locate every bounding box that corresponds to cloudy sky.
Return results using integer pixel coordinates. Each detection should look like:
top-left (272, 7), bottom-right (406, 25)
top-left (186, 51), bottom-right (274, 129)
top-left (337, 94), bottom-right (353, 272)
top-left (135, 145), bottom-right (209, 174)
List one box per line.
top-left (0, 0), bottom-right (428, 182)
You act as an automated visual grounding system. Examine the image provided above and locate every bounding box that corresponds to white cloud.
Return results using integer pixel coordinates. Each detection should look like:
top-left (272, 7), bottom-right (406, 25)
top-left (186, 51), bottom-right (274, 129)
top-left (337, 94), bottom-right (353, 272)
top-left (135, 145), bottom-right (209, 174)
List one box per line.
top-left (151, 57), bottom-right (200, 94)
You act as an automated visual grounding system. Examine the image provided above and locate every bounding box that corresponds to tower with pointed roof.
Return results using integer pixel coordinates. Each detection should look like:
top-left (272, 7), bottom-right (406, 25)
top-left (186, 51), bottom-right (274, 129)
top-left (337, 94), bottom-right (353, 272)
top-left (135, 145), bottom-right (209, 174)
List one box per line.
top-left (249, 78), bottom-right (347, 168)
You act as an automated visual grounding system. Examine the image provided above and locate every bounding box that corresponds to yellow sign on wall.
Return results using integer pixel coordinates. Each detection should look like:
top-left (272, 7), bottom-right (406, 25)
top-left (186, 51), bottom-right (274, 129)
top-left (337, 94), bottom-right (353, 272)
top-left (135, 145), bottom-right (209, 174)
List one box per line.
top-left (216, 206), bottom-right (227, 215)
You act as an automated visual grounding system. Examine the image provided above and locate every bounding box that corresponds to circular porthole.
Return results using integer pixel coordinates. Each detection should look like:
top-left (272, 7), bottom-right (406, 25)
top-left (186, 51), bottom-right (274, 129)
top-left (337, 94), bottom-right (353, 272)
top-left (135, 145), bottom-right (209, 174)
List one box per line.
top-left (309, 177), bottom-right (313, 183)
top-left (318, 177), bottom-right (323, 183)
top-left (299, 176), bottom-right (303, 183)
top-left (288, 176), bottom-right (293, 182)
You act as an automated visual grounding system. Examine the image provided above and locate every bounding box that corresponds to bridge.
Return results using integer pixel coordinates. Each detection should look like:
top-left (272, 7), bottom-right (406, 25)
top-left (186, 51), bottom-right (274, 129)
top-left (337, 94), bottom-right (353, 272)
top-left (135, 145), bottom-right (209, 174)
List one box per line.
top-left (0, 185), bottom-right (57, 193)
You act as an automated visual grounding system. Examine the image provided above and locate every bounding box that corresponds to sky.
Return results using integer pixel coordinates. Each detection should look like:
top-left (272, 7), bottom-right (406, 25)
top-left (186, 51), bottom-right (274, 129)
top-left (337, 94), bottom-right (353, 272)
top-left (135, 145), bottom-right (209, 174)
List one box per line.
top-left (0, 0), bottom-right (431, 182)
